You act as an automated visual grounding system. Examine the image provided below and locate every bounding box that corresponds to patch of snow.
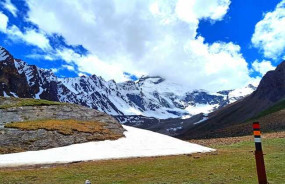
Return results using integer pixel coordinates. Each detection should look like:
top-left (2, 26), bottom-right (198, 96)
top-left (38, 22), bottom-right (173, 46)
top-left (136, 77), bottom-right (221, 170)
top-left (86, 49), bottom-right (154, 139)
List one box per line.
top-left (35, 87), bottom-right (43, 99)
top-left (141, 108), bottom-right (184, 119)
top-left (228, 85), bottom-right (256, 103)
top-left (0, 125), bottom-right (214, 167)
top-left (14, 60), bottom-right (36, 86)
top-left (3, 91), bottom-right (9, 97)
top-left (185, 103), bottom-right (218, 116)
top-left (181, 115), bottom-right (191, 119)
top-left (10, 92), bottom-right (18, 97)
top-left (14, 60), bottom-right (23, 74)
top-left (124, 107), bottom-right (143, 116)
top-left (194, 116), bottom-right (208, 125)
top-left (59, 78), bottom-right (80, 94)
top-left (166, 126), bottom-right (183, 132)
top-left (137, 77), bottom-right (190, 97)
top-left (0, 48), bottom-right (9, 61)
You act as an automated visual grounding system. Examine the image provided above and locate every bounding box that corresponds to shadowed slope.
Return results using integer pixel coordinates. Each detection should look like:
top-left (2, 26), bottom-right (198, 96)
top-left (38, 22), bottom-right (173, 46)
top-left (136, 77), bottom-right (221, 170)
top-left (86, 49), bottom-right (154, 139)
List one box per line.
top-left (180, 61), bottom-right (285, 139)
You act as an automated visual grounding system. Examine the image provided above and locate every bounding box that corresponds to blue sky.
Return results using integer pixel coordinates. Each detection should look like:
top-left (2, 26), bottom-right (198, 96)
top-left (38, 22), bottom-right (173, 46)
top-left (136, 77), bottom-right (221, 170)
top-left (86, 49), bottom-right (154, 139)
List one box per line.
top-left (0, 0), bottom-right (284, 91)
top-left (198, 0), bottom-right (281, 63)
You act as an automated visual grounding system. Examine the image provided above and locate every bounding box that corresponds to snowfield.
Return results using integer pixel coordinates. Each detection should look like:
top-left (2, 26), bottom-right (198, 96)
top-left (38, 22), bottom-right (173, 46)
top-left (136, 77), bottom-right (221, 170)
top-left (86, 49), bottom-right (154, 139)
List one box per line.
top-left (0, 125), bottom-right (214, 167)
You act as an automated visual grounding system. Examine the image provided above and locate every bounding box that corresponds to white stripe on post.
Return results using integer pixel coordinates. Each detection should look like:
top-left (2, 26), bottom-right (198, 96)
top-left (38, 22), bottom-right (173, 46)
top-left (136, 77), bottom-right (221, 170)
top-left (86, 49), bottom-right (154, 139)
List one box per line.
top-left (254, 138), bottom-right (261, 143)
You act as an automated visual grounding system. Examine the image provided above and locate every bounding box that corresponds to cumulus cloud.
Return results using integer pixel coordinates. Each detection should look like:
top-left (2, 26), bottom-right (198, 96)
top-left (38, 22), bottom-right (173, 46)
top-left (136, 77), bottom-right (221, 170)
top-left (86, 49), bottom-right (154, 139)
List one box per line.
top-left (252, 0), bottom-right (285, 60)
top-left (252, 60), bottom-right (276, 75)
top-left (0, 12), bottom-right (8, 32)
top-left (50, 64), bottom-right (76, 74)
top-left (6, 26), bottom-right (51, 51)
top-left (1, 0), bottom-right (17, 17)
top-left (26, 53), bottom-right (55, 61)
top-left (62, 64), bottom-right (75, 71)
top-left (54, 48), bottom-right (140, 82)
top-left (0, 12), bottom-right (51, 51)
top-left (51, 68), bottom-right (59, 73)
top-left (22, 0), bottom-right (260, 91)
top-left (176, 0), bottom-right (230, 23)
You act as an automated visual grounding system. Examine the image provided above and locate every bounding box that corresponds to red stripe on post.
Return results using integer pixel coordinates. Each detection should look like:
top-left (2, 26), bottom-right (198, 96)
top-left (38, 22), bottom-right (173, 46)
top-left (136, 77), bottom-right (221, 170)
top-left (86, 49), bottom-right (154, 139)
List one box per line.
top-left (252, 122), bottom-right (268, 184)
top-left (253, 123), bottom-right (260, 129)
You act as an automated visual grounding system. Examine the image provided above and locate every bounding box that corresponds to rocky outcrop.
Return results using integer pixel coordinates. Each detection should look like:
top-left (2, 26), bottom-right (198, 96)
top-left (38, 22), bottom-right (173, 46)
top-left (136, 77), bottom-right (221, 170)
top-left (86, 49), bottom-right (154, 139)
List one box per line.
top-left (0, 97), bottom-right (125, 154)
top-left (1, 127), bottom-right (123, 154)
top-left (0, 101), bottom-right (123, 132)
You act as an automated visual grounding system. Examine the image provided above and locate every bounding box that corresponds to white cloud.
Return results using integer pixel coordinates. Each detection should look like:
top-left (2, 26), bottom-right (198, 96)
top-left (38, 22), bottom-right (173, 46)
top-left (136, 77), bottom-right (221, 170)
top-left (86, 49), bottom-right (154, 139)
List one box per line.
top-left (24, 0), bottom-right (258, 91)
top-left (0, 12), bottom-right (8, 33)
top-left (252, 60), bottom-right (276, 75)
top-left (1, 0), bottom-right (17, 17)
top-left (26, 53), bottom-right (55, 61)
top-left (176, 0), bottom-right (230, 23)
top-left (0, 11), bottom-right (51, 51)
top-left (78, 72), bottom-right (87, 77)
top-left (144, 37), bottom-right (252, 90)
top-left (251, 0), bottom-right (285, 60)
top-left (6, 25), bottom-right (51, 51)
top-left (51, 68), bottom-right (59, 73)
top-left (54, 48), bottom-right (139, 82)
top-left (20, 30), bottom-right (51, 50)
top-left (62, 64), bottom-right (75, 71)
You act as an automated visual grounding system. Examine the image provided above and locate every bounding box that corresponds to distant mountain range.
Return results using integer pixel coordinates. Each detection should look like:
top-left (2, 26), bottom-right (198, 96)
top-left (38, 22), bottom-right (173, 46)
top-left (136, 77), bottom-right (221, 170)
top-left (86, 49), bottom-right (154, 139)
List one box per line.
top-left (0, 46), bottom-right (256, 122)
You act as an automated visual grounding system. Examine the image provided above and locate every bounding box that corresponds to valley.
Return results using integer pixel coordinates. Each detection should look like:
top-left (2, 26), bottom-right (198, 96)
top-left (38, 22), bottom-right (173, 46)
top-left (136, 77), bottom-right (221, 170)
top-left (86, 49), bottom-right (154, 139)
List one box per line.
top-left (0, 1), bottom-right (284, 183)
top-left (0, 132), bottom-right (284, 184)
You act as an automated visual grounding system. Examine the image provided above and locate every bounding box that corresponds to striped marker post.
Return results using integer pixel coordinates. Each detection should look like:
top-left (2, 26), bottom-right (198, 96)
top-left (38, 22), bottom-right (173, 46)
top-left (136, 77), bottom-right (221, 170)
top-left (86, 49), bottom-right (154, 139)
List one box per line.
top-left (253, 122), bottom-right (268, 184)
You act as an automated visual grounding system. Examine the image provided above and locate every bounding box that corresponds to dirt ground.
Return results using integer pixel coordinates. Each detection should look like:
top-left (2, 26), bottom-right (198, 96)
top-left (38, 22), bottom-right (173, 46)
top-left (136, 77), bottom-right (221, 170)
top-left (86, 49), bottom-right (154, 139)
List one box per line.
top-left (188, 131), bottom-right (285, 147)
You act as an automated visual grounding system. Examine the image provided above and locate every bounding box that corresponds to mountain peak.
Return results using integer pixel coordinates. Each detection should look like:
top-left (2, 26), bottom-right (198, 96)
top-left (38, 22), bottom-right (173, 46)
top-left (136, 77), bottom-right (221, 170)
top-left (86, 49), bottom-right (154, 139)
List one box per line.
top-left (255, 60), bottom-right (285, 101)
top-left (0, 46), bottom-right (12, 62)
top-left (276, 60), bottom-right (285, 71)
top-left (138, 75), bottom-right (165, 85)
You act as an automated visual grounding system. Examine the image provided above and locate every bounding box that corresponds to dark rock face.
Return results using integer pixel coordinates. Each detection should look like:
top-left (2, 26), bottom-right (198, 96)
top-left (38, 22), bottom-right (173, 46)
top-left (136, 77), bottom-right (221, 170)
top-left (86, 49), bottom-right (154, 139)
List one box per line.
top-left (254, 61), bottom-right (285, 102)
top-left (184, 91), bottom-right (227, 106)
top-left (126, 94), bottom-right (146, 111)
top-left (0, 53), bottom-right (32, 98)
top-left (0, 97), bottom-right (125, 153)
top-left (179, 61), bottom-right (285, 139)
top-left (137, 76), bottom-right (165, 85)
top-left (1, 128), bottom-right (119, 153)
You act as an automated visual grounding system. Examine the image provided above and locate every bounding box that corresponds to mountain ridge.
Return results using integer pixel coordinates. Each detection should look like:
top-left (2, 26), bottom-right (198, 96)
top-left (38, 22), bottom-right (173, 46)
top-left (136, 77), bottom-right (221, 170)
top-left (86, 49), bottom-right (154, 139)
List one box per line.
top-left (0, 46), bottom-right (257, 121)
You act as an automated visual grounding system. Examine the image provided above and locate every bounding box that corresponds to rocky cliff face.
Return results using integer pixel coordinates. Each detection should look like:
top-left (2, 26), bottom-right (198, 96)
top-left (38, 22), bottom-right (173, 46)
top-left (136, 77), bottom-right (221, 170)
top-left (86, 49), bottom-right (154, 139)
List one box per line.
top-left (254, 61), bottom-right (285, 102)
top-left (0, 98), bottom-right (122, 130)
top-left (0, 97), bottom-right (125, 153)
top-left (0, 46), bottom-right (256, 121)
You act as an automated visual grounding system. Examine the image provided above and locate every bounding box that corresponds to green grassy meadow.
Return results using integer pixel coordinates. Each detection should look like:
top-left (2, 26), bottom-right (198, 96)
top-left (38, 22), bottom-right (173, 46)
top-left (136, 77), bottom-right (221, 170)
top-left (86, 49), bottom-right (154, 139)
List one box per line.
top-left (0, 134), bottom-right (284, 184)
top-left (0, 97), bottom-right (63, 109)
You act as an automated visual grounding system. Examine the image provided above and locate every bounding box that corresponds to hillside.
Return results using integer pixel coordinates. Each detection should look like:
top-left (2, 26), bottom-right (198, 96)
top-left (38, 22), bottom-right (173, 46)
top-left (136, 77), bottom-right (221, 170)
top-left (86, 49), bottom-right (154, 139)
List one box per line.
top-left (179, 61), bottom-right (285, 139)
top-left (205, 100), bottom-right (285, 137)
top-left (0, 97), bottom-right (125, 154)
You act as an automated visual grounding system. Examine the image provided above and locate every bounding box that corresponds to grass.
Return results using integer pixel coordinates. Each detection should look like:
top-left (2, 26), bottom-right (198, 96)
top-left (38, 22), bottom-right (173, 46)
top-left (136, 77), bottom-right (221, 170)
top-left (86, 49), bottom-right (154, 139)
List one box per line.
top-left (0, 147), bottom-right (26, 155)
top-left (252, 99), bottom-right (285, 120)
top-left (0, 97), bottom-right (63, 109)
top-left (0, 134), bottom-right (284, 184)
top-left (4, 119), bottom-right (120, 137)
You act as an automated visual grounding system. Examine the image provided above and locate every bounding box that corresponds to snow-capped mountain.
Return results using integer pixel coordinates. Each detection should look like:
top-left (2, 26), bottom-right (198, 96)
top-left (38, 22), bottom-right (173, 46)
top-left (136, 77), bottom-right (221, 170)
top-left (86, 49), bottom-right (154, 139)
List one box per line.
top-left (0, 46), bottom-right (256, 122)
